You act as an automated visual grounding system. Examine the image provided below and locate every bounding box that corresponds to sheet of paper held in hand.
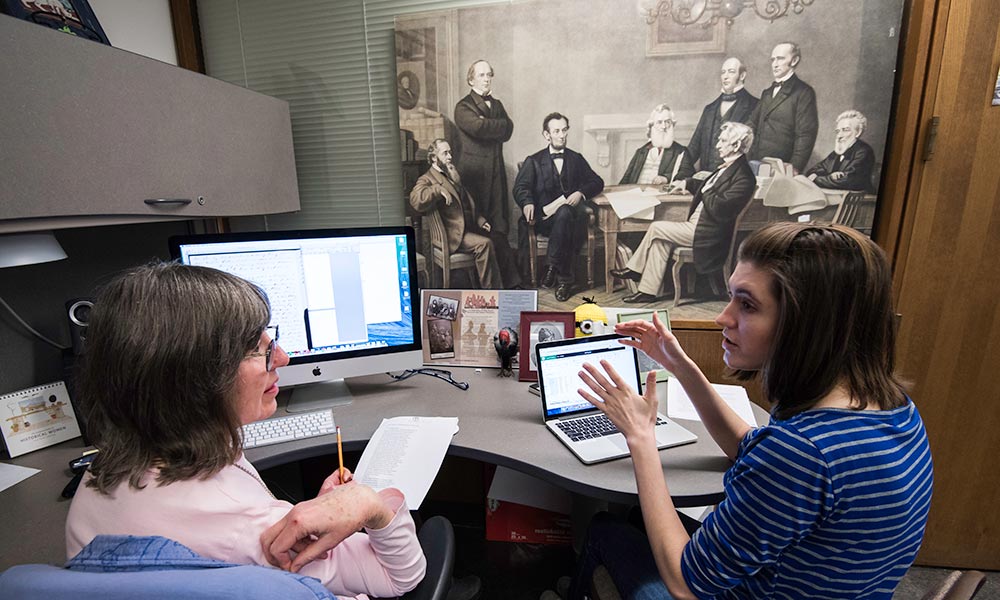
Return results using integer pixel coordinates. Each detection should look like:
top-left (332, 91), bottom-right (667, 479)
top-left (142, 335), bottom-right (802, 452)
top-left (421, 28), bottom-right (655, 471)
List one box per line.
top-left (667, 379), bottom-right (758, 428)
top-left (353, 416), bottom-right (459, 509)
top-left (605, 187), bottom-right (662, 220)
top-left (542, 195), bottom-right (570, 219)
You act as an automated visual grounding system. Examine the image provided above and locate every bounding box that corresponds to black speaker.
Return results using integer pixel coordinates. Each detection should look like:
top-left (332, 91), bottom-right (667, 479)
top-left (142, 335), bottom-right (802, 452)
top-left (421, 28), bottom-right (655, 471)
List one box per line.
top-left (66, 298), bottom-right (93, 356)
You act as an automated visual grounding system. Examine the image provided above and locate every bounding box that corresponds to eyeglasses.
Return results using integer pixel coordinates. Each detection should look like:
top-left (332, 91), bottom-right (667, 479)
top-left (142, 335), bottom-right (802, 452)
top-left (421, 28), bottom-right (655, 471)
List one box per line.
top-left (247, 325), bottom-right (280, 372)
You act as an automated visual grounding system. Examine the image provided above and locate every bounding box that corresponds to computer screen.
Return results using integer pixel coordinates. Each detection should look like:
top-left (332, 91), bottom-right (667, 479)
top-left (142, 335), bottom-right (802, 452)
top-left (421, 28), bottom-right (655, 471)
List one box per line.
top-left (169, 226), bottom-right (422, 411)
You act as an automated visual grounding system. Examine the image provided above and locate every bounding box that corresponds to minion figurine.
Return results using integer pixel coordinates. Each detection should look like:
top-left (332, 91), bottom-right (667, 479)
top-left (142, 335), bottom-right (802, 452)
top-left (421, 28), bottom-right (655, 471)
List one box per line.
top-left (574, 296), bottom-right (608, 337)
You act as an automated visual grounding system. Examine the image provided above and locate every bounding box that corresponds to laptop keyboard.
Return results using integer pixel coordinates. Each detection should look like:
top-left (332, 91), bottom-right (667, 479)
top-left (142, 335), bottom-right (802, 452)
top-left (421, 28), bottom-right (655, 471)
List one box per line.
top-left (557, 413), bottom-right (667, 441)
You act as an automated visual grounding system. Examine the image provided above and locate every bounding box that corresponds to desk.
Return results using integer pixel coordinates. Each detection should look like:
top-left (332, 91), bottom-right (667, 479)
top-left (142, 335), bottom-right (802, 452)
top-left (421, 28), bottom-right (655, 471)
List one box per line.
top-left (592, 185), bottom-right (691, 293)
top-left (0, 368), bottom-right (767, 570)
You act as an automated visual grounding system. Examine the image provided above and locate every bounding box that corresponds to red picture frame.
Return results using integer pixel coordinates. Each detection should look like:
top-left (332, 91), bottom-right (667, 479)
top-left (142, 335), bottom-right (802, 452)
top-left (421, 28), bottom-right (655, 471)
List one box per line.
top-left (518, 311), bottom-right (575, 382)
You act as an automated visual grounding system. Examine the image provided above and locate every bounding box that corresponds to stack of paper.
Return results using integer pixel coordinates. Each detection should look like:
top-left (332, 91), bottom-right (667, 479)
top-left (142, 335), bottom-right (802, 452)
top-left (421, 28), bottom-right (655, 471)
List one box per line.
top-left (666, 379), bottom-right (758, 427)
top-left (354, 416), bottom-right (459, 509)
top-left (762, 172), bottom-right (828, 215)
top-left (605, 187), bottom-right (662, 220)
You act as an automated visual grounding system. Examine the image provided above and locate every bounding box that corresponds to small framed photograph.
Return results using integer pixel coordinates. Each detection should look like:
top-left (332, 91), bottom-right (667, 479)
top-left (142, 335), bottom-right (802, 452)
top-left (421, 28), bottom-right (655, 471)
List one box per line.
top-left (427, 318), bottom-right (456, 359)
top-left (616, 308), bottom-right (672, 384)
top-left (518, 311), bottom-right (575, 382)
top-left (426, 294), bottom-right (458, 321)
top-left (0, 0), bottom-right (110, 45)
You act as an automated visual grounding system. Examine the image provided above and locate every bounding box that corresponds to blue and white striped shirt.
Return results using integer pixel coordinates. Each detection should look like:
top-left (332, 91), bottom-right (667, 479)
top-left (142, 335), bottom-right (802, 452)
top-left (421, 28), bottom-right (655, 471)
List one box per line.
top-left (681, 399), bottom-right (933, 599)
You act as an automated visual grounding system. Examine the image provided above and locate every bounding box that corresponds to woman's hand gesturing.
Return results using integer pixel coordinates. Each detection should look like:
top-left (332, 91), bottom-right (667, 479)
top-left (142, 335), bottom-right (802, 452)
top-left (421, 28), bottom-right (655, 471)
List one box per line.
top-left (614, 311), bottom-right (687, 373)
top-left (578, 360), bottom-right (659, 444)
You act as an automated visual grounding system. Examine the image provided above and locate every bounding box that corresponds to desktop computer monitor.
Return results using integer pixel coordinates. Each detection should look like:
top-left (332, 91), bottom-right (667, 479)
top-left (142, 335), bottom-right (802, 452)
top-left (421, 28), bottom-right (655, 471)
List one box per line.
top-left (169, 226), bottom-right (422, 412)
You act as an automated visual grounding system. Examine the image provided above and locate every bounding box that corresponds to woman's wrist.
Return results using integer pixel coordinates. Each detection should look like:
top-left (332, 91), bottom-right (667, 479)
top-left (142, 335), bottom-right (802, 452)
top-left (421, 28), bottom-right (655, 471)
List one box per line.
top-left (668, 354), bottom-right (701, 382)
top-left (366, 505), bottom-right (394, 530)
top-left (366, 487), bottom-right (404, 530)
top-left (625, 427), bottom-right (658, 450)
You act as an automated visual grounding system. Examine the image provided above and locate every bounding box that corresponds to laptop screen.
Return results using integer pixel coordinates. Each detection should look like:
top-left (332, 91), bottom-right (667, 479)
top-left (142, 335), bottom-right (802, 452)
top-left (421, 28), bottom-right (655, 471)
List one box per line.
top-left (536, 334), bottom-right (640, 419)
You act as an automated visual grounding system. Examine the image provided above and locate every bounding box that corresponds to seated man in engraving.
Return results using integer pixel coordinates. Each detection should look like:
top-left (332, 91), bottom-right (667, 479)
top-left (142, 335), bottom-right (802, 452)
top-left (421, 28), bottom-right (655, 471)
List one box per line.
top-left (409, 139), bottom-right (521, 289)
top-left (805, 109), bottom-right (877, 192)
top-left (513, 112), bottom-right (605, 302)
top-left (610, 122), bottom-right (755, 304)
top-left (619, 104), bottom-right (687, 186)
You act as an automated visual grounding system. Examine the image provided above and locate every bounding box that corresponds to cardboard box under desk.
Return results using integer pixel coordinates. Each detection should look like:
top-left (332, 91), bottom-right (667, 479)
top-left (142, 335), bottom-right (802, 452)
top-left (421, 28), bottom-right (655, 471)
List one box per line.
top-left (485, 466), bottom-right (573, 545)
top-left (485, 499), bottom-right (573, 545)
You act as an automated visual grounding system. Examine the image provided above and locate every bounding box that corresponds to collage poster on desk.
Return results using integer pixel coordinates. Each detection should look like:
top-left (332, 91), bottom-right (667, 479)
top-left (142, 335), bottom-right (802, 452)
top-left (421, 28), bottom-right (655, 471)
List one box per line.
top-left (0, 381), bottom-right (81, 458)
top-left (421, 289), bottom-right (537, 367)
top-left (396, 0), bottom-right (904, 319)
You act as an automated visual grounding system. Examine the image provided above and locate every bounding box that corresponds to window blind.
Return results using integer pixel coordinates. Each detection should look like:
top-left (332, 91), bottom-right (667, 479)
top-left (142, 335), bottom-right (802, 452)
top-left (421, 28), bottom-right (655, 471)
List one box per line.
top-left (197, 0), bottom-right (506, 232)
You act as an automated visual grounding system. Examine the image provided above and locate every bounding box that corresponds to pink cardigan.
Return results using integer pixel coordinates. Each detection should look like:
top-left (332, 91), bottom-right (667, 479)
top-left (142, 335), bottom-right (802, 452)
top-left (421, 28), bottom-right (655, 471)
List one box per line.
top-left (66, 454), bottom-right (426, 599)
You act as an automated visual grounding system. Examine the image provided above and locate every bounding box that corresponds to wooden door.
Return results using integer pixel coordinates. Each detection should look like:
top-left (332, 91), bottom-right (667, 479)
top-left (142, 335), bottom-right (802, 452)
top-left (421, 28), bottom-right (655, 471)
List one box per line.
top-left (893, 0), bottom-right (1000, 570)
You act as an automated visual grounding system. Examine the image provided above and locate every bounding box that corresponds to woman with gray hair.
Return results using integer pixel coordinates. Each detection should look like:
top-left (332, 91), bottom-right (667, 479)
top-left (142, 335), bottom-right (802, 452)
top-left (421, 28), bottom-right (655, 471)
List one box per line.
top-left (65, 262), bottom-right (425, 599)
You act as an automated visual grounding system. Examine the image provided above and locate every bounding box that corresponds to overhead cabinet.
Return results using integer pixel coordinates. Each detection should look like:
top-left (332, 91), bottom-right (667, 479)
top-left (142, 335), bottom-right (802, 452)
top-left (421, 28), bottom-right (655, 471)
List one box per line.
top-left (0, 15), bottom-right (300, 232)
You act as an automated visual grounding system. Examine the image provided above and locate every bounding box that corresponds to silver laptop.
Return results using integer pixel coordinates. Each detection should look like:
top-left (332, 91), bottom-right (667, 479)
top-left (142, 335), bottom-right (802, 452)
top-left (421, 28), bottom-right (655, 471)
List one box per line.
top-left (536, 334), bottom-right (697, 464)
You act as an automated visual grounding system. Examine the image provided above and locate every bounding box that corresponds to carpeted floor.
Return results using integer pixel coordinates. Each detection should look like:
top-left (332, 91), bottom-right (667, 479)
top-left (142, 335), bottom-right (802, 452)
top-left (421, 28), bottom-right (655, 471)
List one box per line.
top-left (894, 566), bottom-right (998, 599)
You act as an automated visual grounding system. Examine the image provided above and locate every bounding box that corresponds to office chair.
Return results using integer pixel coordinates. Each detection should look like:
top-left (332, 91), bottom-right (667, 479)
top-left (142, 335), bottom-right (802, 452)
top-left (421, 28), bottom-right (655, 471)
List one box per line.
top-left (403, 515), bottom-right (455, 600)
top-left (0, 516), bottom-right (455, 600)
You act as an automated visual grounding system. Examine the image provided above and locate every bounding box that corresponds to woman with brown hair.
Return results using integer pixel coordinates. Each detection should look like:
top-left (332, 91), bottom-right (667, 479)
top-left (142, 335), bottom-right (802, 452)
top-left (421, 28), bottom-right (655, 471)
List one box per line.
top-left (570, 223), bottom-right (932, 599)
top-left (65, 262), bottom-right (425, 599)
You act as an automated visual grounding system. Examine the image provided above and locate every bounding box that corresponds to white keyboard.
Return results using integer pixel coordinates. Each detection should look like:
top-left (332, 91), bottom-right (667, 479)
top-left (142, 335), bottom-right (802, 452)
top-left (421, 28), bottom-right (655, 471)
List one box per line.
top-left (242, 410), bottom-right (336, 449)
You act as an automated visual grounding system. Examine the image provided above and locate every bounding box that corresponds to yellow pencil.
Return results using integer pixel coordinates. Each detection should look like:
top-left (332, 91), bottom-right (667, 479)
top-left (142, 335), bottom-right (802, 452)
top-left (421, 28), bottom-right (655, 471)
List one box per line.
top-left (336, 426), bottom-right (345, 483)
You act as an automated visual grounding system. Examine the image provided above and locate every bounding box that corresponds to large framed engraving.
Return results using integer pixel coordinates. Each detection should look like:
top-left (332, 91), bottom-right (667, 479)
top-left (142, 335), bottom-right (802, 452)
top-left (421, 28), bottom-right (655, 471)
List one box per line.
top-left (396, 0), bottom-right (906, 322)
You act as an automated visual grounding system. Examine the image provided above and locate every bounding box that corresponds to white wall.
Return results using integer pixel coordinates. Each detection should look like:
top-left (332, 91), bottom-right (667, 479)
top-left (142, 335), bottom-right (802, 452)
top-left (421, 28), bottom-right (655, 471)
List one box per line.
top-left (89, 0), bottom-right (177, 65)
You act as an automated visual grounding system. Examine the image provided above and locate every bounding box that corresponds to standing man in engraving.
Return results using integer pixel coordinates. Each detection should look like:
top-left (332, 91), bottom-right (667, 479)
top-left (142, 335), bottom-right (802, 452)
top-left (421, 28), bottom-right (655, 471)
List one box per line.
top-left (678, 57), bottom-right (758, 178)
top-left (454, 60), bottom-right (515, 243)
top-left (748, 42), bottom-right (818, 174)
